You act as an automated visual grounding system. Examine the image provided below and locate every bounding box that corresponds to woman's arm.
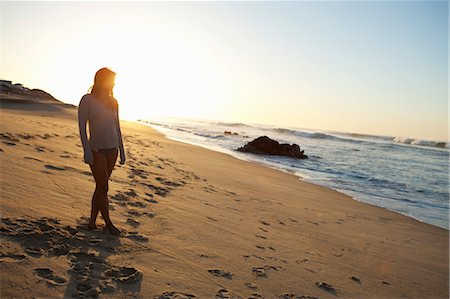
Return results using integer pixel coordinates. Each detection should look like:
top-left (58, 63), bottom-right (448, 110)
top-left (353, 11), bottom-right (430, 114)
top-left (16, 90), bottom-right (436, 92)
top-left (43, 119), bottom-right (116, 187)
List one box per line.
top-left (116, 104), bottom-right (126, 164)
top-left (78, 95), bottom-right (94, 164)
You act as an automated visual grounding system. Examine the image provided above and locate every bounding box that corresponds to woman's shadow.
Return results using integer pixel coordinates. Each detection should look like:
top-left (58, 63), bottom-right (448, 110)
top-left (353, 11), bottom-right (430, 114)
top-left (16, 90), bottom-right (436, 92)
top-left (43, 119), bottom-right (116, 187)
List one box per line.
top-left (63, 217), bottom-right (143, 298)
top-left (0, 215), bottom-right (143, 297)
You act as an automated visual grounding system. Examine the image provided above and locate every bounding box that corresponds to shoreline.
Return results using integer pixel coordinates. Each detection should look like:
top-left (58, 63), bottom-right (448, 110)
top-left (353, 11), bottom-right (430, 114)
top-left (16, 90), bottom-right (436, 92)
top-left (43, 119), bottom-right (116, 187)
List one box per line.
top-left (1, 103), bottom-right (448, 298)
top-left (135, 119), bottom-right (450, 232)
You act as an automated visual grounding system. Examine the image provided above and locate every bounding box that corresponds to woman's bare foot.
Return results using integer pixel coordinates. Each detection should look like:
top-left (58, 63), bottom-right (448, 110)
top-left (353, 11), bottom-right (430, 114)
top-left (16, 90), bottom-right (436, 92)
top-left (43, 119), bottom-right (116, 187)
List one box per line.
top-left (88, 220), bottom-right (97, 230)
top-left (107, 224), bottom-right (121, 236)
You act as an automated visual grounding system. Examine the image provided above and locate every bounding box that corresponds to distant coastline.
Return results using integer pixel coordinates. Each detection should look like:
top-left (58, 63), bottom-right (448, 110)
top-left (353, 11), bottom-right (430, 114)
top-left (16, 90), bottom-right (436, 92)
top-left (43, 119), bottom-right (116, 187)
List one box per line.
top-left (137, 116), bottom-right (450, 230)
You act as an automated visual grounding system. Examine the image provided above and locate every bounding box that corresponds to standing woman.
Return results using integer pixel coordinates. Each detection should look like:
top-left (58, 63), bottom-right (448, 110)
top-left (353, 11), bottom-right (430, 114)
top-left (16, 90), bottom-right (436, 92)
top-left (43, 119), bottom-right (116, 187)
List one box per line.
top-left (78, 67), bottom-right (126, 236)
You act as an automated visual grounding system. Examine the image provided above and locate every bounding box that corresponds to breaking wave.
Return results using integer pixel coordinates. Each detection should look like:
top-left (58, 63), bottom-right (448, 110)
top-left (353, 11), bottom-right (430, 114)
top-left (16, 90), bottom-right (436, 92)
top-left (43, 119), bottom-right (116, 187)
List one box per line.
top-left (393, 137), bottom-right (448, 149)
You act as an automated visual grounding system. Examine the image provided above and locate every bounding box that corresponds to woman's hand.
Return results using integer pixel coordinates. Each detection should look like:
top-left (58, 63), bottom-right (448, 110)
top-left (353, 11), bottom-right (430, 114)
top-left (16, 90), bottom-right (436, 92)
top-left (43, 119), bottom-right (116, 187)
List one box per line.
top-left (119, 157), bottom-right (126, 165)
top-left (84, 151), bottom-right (94, 165)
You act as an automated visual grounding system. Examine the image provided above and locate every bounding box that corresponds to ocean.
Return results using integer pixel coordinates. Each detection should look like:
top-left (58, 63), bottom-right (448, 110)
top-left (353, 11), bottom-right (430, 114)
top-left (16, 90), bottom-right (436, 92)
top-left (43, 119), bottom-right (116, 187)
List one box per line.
top-left (136, 116), bottom-right (449, 230)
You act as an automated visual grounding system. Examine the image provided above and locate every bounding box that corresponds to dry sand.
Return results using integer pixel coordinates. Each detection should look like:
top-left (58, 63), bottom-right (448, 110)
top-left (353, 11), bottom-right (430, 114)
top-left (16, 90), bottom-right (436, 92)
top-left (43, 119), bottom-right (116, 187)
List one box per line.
top-left (0, 93), bottom-right (448, 298)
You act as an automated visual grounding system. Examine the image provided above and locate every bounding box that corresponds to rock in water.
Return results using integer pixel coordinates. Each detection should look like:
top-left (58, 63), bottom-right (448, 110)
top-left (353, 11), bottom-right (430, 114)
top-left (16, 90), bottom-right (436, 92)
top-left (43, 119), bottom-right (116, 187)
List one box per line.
top-left (236, 136), bottom-right (308, 159)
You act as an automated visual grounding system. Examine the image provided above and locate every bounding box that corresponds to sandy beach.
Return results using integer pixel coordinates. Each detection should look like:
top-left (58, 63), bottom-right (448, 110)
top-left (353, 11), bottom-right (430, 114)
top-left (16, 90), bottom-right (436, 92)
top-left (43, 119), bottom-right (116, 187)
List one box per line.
top-left (0, 92), bottom-right (448, 298)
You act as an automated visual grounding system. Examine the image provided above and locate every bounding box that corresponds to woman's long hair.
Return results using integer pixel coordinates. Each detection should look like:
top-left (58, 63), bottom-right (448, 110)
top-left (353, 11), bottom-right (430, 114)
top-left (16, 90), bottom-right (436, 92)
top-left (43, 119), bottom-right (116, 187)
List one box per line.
top-left (87, 67), bottom-right (118, 113)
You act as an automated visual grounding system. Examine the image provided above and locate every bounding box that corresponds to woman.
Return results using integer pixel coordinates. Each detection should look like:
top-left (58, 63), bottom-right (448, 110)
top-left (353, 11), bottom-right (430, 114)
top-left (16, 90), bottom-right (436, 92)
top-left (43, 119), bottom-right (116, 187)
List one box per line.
top-left (78, 67), bottom-right (126, 236)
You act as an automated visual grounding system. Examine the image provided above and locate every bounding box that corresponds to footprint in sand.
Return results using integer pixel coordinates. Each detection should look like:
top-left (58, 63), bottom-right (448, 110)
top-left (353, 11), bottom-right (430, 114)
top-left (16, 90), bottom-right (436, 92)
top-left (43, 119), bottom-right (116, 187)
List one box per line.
top-left (24, 156), bottom-right (44, 162)
top-left (252, 265), bottom-right (284, 278)
top-left (127, 201), bottom-right (147, 208)
top-left (18, 133), bottom-right (39, 141)
top-left (208, 269), bottom-right (233, 280)
top-left (44, 164), bottom-right (67, 171)
top-left (245, 282), bottom-right (258, 289)
top-left (25, 247), bottom-right (45, 257)
top-left (266, 256), bottom-right (287, 264)
top-left (215, 288), bottom-right (230, 299)
top-left (68, 251), bottom-right (144, 297)
top-left (307, 220), bottom-right (320, 226)
top-left (315, 281), bottom-right (337, 295)
top-left (1, 217), bottom-right (71, 257)
top-left (243, 254), bottom-right (265, 261)
top-left (33, 268), bottom-right (67, 286)
top-left (37, 133), bottom-right (55, 140)
top-left (154, 291), bottom-right (196, 298)
top-left (111, 192), bottom-right (129, 206)
top-left (279, 293), bottom-right (318, 299)
top-left (224, 206), bottom-right (239, 212)
top-left (351, 276), bottom-right (361, 284)
top-left (199, 253), bottom-right (219, 259)
top-left (248, 293), bottom-right (264, 299)
top-left (112, 189), bottom-right (148, 209)
top-left (0, 252), bottom-right (26, 262)
top-left (88, 237), bottom-right (104, 245)
top-left (2, 141), bottom-right (17, 146)
top-left (126, 218), bottom-right (140, 227)
top-left (74, 281), bottom-right (103, 297)
top-left (105, 266), bottom-right (143, 283)
top-left (258, 227), bottom-right (268, 233)
top-left (156, 176), bottom-right (185, 187)
top-left (295, 258), bottom-right (309, 264)
top-left (125, 189), bottom-right (138, 198)
top-left (0, 133), bottom-right (19, 146)
top-left (203, 185), bottom-right (217, 193)
top-left (123, 231), bottom-right (149, 242)
top-left (1, 216), bottom-right (149, 260)
top-left (126, 209), bottom-right (155, 219)
top-left (34, 145), bottom-right (45, 152)
top-left (142, 182), bottom-right (170, 197)
top-left (129, 167), bottom-right (149, 179)
top-left (144, 198), bottom-right (159, 204)
top-left (51, 244), bottom-right (70, 256)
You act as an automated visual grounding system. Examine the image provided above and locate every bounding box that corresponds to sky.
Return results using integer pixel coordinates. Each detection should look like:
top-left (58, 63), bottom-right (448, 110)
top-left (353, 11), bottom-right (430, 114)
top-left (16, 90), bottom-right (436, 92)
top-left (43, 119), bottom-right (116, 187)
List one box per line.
top-left (1, 1), bottom-right (448, 141)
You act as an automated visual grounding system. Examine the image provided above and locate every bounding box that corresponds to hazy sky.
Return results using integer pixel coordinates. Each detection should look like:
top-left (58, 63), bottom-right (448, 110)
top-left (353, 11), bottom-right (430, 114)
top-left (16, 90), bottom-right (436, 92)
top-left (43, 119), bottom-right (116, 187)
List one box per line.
top-left (1, 1), bottom-right (448, 141)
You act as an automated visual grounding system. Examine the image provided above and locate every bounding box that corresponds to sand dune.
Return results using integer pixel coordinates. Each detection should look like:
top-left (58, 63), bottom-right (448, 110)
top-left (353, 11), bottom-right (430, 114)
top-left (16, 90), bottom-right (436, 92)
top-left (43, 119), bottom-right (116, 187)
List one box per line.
top-left (0, 92), bottom-right (448, 298)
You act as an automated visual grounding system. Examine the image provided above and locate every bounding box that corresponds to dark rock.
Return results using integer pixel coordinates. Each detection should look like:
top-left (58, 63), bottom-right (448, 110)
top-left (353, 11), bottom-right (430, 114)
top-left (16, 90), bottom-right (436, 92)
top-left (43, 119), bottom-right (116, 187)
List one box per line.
top-left (236, 136), bottom-right (308, 159)
top-left (224, 130), bottom-right (239, 136)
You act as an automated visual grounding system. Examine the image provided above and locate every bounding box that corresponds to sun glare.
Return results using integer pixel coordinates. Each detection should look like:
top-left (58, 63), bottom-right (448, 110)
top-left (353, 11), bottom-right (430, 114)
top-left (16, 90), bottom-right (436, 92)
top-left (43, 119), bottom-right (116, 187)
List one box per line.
top-left (44, 5), bottom-right (225, 122)
top-left (104, 29), bottom-right (224, 122)
top-left (112, 42), bottom-right (221, 121)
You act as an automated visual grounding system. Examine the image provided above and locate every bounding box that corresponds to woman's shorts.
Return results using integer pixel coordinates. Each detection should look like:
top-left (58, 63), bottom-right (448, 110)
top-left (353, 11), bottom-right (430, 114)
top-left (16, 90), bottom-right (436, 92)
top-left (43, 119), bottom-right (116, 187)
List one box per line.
top-left (95, 147), bottom-right (118, 156)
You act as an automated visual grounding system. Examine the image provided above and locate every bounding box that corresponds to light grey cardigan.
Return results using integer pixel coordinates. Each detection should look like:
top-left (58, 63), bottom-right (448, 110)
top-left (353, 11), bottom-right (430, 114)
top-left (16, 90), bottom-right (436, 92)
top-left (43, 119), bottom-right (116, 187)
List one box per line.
top-left (78, 93), bottom-right (125, 162)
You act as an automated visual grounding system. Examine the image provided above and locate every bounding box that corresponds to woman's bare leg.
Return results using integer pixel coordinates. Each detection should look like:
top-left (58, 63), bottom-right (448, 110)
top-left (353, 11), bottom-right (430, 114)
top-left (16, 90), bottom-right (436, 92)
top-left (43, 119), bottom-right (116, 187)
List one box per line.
top-left (88, 190), bottom-right (99, 229)
top-left (88, 150), bottom-right (118, 229)
top-left (89, 149), bottom-right (120, 235)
